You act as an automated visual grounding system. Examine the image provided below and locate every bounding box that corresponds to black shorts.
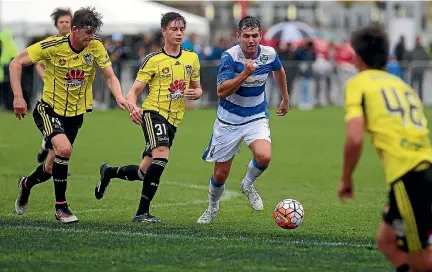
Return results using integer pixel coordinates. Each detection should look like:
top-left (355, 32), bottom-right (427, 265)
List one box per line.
top-left (33, 100), bottom-right (84, 149)
top-left (141, 110), bottom-right (177, 158)
top-left (383, 164), bottom-right (432, 252)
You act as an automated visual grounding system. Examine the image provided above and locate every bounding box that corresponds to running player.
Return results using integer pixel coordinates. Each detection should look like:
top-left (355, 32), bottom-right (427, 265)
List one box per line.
top-left (35, 7), bottom-right (72, 165)
top-left (338, 24), bottom-right (432, 271)
top-left (94, 12), bottom-right (202, 223)
top-left (10, 7), bottom-right (133, 224)
top-left (197, 16), bottom-right (289, 224)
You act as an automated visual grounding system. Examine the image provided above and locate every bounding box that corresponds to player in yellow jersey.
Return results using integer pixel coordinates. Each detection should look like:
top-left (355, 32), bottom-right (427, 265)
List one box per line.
top-left (338, 24), bottom-right (432, 271)
top-left (35, 8), bottom-right (73, 165)
top-left (94, 12), bottom-right (202, 223)
top-left (10, 7), bottom-right (133, 224)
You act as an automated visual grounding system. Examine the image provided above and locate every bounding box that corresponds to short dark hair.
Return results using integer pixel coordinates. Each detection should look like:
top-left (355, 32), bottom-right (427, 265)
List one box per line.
top-left (351, 24), bottom-right (389, 69)
top-left (71, 6), bottom-right (103, 32)
top-left (238, 16), bottom-right (261, 32)
top-left (161, 12), bottom-right (186, 29)
top-left (51, 8), bottom-right (72, 27)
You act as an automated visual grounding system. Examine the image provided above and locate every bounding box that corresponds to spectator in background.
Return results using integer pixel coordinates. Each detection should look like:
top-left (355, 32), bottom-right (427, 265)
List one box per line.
top-left (429, 42), bottom-right (432, 59)
top-left (0, 29), bottom-right (19, 110)
top-left (408, 36), bottom-right (430, 101)
top-left (182, 33), bottom-right (204, 60)
top-left (208, 38), bottom-right (226, 61)
top-left (313, 52), bottom-right (333, 107)
top-left (205, 38), bottom-right (228, 107)
top-left (295, 39), bottom-right (316, 110)
top-left (107, 33), bottom-right (128, 107)
top-left (133, 47), bottom-right (146, 77)
top-left (133, 33), bottom-right (153, 59)
top-left (108, 33), bottom-right (127, 78)
top-left (386, 55), bottom-right (404, 80)
top-left (394, 35), bottom-right (406, 66)
top-left (271, 41), bottom-right (296, 106)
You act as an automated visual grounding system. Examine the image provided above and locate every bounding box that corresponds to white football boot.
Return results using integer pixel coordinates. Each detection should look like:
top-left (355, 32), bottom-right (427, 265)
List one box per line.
top-left (240, 183), bottom-right (264, 211)
top-left (197, 207), bottom-right (219, 224)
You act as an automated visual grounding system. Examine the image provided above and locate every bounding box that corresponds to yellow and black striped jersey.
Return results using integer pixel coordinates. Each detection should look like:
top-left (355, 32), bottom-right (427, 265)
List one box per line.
top-left (27, 34), bottom-right (111, 117)
top-left (345, 69), bottom-right (432, 184)
top-left (136, 48), bottom-right (200, 127)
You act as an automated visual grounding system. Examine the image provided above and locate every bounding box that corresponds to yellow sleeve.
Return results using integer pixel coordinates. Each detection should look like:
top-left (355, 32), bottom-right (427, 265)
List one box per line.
top-left (95, 40), bottom-right (111, 68)
top-left (27, 39), bottom-right (58, 63)
top-left (136, 56), bottom-right (156, 84)
top-left (191, 53), bottom-right (201, 82)
top-left (344, 78), bottom-right (365, 121)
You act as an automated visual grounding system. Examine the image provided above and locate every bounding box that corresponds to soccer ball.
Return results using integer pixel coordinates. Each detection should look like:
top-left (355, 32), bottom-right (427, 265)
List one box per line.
top-left (273, 199), bottom-right (304, 229)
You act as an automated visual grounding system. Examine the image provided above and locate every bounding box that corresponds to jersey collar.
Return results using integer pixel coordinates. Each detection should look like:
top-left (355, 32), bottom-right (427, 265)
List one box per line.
top-left (68, 35), bottom-right (85, 54)
top-left (162, 47), bottom-right (182, 59)
top-left (243, 45), bottom-right (261, 60)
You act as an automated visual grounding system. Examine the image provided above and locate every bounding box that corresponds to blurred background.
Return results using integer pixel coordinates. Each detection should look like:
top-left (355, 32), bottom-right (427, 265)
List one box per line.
top-left (1, 0), bottom-right (432, 111)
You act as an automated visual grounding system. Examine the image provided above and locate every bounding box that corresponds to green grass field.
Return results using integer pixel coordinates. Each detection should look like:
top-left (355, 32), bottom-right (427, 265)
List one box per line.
top-left (3, 106), bottom-right (428, 271)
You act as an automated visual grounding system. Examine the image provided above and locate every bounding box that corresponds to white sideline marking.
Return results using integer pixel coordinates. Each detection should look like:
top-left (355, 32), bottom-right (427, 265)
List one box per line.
top-left (0, 225), bottom-right (375, 249)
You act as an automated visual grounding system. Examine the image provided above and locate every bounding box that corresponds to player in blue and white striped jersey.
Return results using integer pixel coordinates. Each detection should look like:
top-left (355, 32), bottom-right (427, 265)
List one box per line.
top-left (198, 16), bottom-right (290, 224)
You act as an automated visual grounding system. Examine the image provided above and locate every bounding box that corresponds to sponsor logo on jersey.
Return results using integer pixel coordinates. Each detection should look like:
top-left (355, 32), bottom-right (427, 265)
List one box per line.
top-left (167, 79), bottom-right (186, 99)
top-left (162, 67), bottom-right (170, 74)
top-left (64, 70), bottom-right (85, 87)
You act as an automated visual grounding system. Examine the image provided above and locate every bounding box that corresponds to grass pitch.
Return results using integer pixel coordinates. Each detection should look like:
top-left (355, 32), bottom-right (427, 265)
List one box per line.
top-left (1, 106), bottom-right (420, 271)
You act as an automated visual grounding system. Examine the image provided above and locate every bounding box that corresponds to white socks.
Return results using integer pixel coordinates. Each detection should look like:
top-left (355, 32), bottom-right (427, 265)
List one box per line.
top-left (241, 158), bottom-right (267, 189)
top-left (208, 176), bottom-right (224, 210)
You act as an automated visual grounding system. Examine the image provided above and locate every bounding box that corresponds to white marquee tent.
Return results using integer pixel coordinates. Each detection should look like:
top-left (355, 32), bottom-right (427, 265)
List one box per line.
top-left (0, 0), bottom-right (209, 47)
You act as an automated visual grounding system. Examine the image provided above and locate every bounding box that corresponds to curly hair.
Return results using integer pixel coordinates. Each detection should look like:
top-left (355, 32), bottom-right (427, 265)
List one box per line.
top-left (71, 6), bottom-right (103, 32)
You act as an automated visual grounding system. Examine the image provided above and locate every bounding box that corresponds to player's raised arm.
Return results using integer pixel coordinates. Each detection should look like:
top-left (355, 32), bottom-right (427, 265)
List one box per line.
top-left (338, 81), bottom-right (365, 203)
top-left (9, 49), bottom-right (36, 119)
top-left (100, 66), bottom-right (132, 112)
top-left (216, 53), bottom-right (256, 99)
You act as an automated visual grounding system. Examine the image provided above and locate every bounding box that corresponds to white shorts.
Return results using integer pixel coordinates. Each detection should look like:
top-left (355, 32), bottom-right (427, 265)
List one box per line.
top-left (202, 118), bottom-right (271, 162)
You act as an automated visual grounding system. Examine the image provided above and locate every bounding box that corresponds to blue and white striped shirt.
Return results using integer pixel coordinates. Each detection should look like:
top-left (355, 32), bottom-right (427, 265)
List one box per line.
top-left (216, 45), bottom-right (282, 125)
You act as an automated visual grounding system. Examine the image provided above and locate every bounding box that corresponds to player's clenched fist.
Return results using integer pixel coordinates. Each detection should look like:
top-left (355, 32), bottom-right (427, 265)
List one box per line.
top-left (243, 60), bottom-right (257, 76)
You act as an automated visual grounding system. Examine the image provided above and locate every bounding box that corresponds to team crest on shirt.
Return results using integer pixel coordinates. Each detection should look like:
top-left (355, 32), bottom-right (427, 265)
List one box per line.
top-left (167, 79), bottom-right (186, 99)
top-left (185, 65), bottom-right (192, 76)
top-left (64, 69), bottom-right (85, 87)
top-left (259, 54), bottom-right (268, 64)
top-left (58, 58), bottom-right (66, 66)
top-left (83, 53), bottom-right (93, 66)
top-left (162, 67), bottom-right (170, 74)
